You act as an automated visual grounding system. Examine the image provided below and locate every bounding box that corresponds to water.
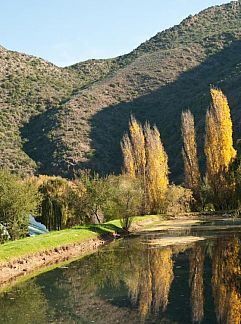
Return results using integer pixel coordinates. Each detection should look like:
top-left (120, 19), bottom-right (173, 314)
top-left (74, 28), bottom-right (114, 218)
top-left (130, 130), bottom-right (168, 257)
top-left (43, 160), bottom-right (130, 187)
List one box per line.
top-left (1, 218), bottom-right (241, 324)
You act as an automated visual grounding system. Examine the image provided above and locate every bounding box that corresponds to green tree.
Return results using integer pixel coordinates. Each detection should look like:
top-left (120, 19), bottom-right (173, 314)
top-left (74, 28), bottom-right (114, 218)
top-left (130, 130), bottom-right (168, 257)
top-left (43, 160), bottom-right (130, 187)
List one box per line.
top-left (104, 175), bottom-right (143, 231)
top-left (76, 171), bottom-right (112, 224)
top-left (0, 170), bottom-right (40, 240)
top-left (39, 176), bottom-right (74, 230)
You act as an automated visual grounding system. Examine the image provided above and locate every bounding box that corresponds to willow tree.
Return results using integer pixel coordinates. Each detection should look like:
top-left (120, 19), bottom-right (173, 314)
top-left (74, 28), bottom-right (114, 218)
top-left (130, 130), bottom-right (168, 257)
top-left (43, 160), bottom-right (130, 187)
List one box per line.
top-left (204, 88), bottom-right (236, 208)
top-left (121, 116), bottom-right (169, 213)
top-left (181, 110), bottom-right (201, 200)
top-left (39, 176), bottom-right (72, 230)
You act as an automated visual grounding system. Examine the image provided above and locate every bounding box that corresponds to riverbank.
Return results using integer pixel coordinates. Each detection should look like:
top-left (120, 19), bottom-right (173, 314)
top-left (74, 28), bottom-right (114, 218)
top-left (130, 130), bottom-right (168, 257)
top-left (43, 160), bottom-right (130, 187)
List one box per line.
top-left (0, 215), bottom-right (162, 288)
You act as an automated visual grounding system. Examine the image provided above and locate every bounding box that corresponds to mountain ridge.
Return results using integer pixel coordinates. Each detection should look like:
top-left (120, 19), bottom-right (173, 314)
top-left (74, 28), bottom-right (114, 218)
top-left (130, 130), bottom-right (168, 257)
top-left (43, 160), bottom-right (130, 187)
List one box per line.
top-left (1, 0), bottom-right (241, 181)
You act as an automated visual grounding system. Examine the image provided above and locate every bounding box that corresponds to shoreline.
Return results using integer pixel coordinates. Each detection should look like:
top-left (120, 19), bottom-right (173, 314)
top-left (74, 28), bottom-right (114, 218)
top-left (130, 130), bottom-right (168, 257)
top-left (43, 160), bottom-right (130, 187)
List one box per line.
top-left (0, 234), bottom-right (115, 290)
top-left (0, 214), bottom-right (234, 290)
top-left (0, 215), bottom-right (161, 289)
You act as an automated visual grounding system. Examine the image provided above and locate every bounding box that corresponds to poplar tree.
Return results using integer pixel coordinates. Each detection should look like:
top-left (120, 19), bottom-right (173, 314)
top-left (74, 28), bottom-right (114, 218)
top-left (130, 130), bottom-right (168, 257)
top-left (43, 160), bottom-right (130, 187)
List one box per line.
top-left (181, 110), bottom-right (201, 200)
top-left (204, 88), bottom-right (236, 208)
top-left (121, 117), bottom-right (146, 211)
top-left (145, 123), bottom-right (169, 212)
top-left (121, 116), bottom-right (169, 213)
top-left (128, 116), bottom-right (146, 179)
top-left (121, 134), bottom-right (135, 177)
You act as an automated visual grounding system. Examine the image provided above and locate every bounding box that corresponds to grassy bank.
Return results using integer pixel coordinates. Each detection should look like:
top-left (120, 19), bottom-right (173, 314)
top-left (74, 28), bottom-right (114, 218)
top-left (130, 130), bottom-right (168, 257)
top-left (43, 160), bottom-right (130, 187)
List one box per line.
top-left (0, 215), bottom-right (161, 264)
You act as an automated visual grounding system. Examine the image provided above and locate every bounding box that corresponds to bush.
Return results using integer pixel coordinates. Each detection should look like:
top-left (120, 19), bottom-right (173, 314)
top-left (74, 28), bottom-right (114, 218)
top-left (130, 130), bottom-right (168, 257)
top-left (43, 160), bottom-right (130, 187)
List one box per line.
top-left (165, 185), bottom-right (193, 215)
top-left (0, 170), bottom-right (40, 240)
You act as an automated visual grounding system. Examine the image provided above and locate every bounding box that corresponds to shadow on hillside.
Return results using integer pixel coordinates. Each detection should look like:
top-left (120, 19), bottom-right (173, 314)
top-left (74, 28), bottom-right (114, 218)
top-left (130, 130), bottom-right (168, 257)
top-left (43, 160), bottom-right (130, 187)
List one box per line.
top-left (81, 39), bottom-right (241, 182)
top-left (20, 107), bottom-right (61, 176)
top-left (20, 39), bottom-right (241, 181)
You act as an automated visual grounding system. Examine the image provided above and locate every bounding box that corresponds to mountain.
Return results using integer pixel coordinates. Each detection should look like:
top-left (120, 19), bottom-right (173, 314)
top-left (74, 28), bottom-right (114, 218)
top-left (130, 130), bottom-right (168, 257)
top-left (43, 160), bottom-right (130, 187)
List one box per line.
top-left (1, 0), bottom-right (241, 181)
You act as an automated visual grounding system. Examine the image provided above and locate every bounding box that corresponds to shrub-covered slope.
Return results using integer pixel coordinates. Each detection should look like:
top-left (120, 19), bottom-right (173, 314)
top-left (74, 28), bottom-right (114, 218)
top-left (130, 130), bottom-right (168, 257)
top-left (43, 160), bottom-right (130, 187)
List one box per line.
top-left (2, 1), bottom-right (241, 181)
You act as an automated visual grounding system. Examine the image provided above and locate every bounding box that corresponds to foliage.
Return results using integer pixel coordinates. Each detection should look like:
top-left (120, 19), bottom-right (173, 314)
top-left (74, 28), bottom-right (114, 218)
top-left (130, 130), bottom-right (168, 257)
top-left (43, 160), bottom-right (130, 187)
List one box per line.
top-left (38, 176), bottom-right (75, 230)
top-left (181, 110), bottom-right (201, 201)
top-left (204, 88), bottom-right (236, 209)
top-left (165, 185), bottom-right (193, 215)
top-left (121, 116), bottom-right (169, 214)
top-left (104, 175), bottom-right (143, 232)
top-left (2, 2), bottom-right (241, 181)
top-left (75, 171), bottom-right (112, 224)
top-left (145, 123), bottom-right (169, 213)
top-left (0, 170), bottom-right (40, 240)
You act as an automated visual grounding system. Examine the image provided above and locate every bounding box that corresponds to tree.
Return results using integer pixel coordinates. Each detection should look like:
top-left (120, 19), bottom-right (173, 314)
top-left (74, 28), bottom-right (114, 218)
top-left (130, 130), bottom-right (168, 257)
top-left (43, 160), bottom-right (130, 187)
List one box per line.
top-left (204, 88), bottom-right (236, 209)
top-left (104, 175), bottom-right (143, 231)
top-left (181, 110), bottom-right (201, 201)
top-left (144, 123), bottom-right (169, 213)
top-left (76, 171), bottom-right (111, 224)
top-left (0, 170), bottom-right (40, 240)
top-left (121, 116), bottom-right (169, 214)
top-left (128, 116), bottom-right (146, 179)
top-left (121, 134), bottom-right (135, 178)
top-left (121, 116), bottom-right (147, 211)
top-left (39, 177), bottom-right (71, 230)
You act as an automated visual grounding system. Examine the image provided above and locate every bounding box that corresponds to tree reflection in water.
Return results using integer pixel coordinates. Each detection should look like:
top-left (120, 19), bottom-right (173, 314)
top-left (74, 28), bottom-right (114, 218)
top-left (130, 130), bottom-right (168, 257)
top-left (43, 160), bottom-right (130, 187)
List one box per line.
top-left (212, 237), bottom-right (241, 324)
top-left (0, 281), bottom-right (48, 324)
top-left (126, 247), bottom-right (174, 319)
top-left (1, 233), bottom-right (241, 323)
top-left (189, 245), bottom-right (205, 323)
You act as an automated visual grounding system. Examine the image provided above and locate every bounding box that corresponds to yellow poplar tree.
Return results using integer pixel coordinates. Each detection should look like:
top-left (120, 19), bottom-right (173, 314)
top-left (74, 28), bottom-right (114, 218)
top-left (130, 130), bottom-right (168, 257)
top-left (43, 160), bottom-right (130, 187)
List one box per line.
top-left (181, 110), bottom-right (201, 199)
top-left (128, 116), bottom-right (146, 179)
top-left (121, 116), bottom-right (169, 213)
top-left (145, 123), bottom-right (169, 213)
top-left (121, 134), bottom-right (135, 177)
top-left (204, 88), bottom-right (236, 208)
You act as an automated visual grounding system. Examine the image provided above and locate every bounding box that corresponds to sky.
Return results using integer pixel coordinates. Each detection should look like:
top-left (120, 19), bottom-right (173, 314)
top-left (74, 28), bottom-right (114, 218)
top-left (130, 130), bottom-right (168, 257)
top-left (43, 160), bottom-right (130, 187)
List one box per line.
top-left (0, 0), bottom-right (232, 67)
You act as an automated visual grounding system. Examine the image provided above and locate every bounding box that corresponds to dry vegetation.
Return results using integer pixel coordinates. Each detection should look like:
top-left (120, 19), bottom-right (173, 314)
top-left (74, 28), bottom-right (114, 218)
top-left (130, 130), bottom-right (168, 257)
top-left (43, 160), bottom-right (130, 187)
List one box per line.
top-left (1, 1), bottom-right (241, 181)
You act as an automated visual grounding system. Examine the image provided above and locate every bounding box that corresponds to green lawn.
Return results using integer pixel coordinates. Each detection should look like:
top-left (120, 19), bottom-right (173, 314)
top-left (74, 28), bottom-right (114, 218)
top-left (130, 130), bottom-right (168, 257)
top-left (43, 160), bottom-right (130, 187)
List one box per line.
top-left (0, 215), bottom-right (162, 264)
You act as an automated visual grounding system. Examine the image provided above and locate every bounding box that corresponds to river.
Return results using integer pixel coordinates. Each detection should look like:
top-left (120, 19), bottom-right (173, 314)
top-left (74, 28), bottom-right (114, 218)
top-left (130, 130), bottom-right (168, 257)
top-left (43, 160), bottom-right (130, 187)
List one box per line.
top-left (1, 218), bottom-right (241, 323)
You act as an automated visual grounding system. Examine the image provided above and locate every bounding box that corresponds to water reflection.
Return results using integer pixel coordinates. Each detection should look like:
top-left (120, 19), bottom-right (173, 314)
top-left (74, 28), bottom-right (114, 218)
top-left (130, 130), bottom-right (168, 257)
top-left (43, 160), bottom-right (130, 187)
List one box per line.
top-left (212, 237), bottom-right (241, 324)
top-left (0, 281), bottom-right (48, 324)
top-left (1, 222), bottom-right (241, 323)
top-left (189, 245), bottom-right (205, 323)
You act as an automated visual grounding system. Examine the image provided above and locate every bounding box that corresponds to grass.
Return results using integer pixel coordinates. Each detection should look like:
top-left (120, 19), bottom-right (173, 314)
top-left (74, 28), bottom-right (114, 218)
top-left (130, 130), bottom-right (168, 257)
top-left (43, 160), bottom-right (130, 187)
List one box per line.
top-left (0, 215), bottom-right (162, 264)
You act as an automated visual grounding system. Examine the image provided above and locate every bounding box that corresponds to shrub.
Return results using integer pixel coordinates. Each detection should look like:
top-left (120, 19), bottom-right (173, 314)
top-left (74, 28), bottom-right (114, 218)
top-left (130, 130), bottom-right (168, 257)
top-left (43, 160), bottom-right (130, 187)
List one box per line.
top-left (165, 185), bottom-right (193, 215)
top-left (0, 170), bottom-right (40, 240)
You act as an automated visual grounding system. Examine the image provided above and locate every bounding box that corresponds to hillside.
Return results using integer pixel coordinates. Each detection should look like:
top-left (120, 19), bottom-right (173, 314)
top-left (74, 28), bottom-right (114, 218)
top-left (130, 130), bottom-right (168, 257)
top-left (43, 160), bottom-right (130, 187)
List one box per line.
top-left (2, 0), bottom-right (241, 181)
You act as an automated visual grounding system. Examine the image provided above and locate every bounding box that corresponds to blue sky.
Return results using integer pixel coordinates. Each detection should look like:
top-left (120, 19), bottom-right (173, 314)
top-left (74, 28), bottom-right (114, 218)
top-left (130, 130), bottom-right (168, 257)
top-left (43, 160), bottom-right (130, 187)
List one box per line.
top-left (0, 0), bottom-right (231, 66)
